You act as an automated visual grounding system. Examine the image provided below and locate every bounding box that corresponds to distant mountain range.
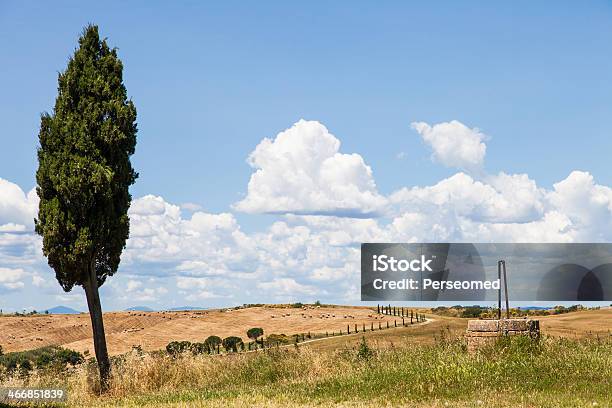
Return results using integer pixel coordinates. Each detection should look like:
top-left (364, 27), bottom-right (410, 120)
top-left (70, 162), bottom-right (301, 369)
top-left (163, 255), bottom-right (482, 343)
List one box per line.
top-left (125, 306), bottom-right (155, 312)
top-left (167, 306), bottom-right (207, 311)
top-left (44, 305), bottom-right (82, 314)
top-left (40, 305), bottom-right (207, 314)
top-left (518, 306), bottom-right (551, 310)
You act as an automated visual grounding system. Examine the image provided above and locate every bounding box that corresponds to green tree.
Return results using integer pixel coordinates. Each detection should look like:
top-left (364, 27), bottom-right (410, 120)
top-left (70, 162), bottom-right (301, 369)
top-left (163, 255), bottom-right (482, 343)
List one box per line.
top-left (222, 336), bottom-right (243, 353)
top-left (247, 327), bottom-right (264, 346)
top-left (204, 335), bottom-right (222, 353)
top-left (35, 25), bottom-right (137, 388)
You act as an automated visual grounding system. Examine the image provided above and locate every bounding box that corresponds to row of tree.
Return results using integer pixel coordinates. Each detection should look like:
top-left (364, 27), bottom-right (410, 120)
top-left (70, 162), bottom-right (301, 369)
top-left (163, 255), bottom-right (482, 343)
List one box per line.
top-left (166, 328), bottom-right (265, 356)
top-left (377, 304), bottom-right (425, 322)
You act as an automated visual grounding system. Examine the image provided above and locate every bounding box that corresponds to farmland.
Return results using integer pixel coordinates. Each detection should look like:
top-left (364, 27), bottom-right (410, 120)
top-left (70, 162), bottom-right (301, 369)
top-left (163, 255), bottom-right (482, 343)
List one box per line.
top-left (1, 306), bottom-right (609, 357)
top-left (0, 305), bottom-right (420, 356)
top-left (0, 306), bottom-right (610, 407)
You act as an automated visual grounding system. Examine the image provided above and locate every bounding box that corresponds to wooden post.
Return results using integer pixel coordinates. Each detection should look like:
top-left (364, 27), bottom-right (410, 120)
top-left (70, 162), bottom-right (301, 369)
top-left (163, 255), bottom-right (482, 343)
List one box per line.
top-left (498, 260), bottom-right (502, 320)
top-left (355, 324), bottom-right (358, 333)
top-left (402, 317), bottom-right (405, 326)
top-left (371, 322), bottom-right (374, 331)
top-left (379, 322), bottom-right (381, 330)
top-left (502, 260), bottom-right (510, 319)
top-left (348, 324), bottom-right (350, 334)
top-left (386, 321), bottom-right (389, 329)
top-left (394, 320), bottom-right (397, 327)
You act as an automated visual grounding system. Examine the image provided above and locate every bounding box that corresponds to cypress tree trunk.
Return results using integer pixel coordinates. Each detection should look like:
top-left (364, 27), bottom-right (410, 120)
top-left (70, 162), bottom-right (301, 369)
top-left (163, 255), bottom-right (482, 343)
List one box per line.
top-left (83, 262), bottom-right (110, 389)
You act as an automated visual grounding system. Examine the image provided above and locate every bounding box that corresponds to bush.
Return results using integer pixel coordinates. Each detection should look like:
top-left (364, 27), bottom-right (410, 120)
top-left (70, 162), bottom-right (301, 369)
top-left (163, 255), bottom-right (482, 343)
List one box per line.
top-left (290, 302), bottom-right (303, 308)
top-left (266, 334), bottom-right (293, 346)
top-left (356, 336), bottom-right (373, 361)
top-left (222, 336), bottom-right (243, 353)
top-left (190, 342), bottom-right (208, 355)
top-left (166, 341), bottom-right (192, 356)
top-left (460, 306), bottom-right (484, 318)
top-left (0, 346), bottom-right (83, 374)
top-left (55, 348), bottom-right (84, 365)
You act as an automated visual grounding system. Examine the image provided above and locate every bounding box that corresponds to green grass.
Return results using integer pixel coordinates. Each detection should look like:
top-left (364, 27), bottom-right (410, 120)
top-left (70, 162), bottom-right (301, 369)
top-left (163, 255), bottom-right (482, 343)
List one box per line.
top-left (1, 335), bottom-right (610, 407)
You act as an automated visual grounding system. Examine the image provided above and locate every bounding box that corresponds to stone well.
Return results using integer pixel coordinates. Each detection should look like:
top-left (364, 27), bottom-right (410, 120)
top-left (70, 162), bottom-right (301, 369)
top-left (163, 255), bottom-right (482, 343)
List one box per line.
top-left (466, 319), bottom-right (540, 353)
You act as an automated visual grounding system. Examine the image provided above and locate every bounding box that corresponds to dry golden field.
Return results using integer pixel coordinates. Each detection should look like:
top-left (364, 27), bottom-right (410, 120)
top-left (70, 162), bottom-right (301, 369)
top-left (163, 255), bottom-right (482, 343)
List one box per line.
top-left (0, 305), bottom-right (412, 355)
top-left (0, 306), bottom-right (610, 407)
top-left (1, 305), bottom-right (609, 357)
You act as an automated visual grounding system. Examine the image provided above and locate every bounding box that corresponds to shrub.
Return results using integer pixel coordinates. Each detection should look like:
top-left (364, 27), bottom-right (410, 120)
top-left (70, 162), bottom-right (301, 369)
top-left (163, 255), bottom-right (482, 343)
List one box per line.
top-left (55, 348), bottom-right (85, 365)
top-left (0, 346), bottom-right (83, 373)
top-left (222, 336), bottom-right (243, 353)
top-left (166, 341), bottom-right (192, 356)
top-left (460, 306), bottom-right (484, 318)
top-left (356, 336), bottom-right (373, 361)
top-left (291, 302), bottom-right (303, 308)
top-left (190, 342), bottom-right (208, 355)
top-left (266, 334), bottom-right (293, 346)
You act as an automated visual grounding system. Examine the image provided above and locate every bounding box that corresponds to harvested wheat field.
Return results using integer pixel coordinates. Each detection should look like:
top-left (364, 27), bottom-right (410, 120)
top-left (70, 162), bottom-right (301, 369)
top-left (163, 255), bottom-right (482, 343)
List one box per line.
top-left (538, 308), bottom-right (612, 338)
top-left (1, 306), bottom-right (609, 357)
top-left (0, 305), bottom-right (407, 355)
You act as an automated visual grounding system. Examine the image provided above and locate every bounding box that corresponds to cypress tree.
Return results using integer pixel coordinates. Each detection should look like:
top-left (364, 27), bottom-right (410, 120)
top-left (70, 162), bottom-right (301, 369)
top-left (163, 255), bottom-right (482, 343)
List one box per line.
top-left (35, 25), bottom-right (137, 389)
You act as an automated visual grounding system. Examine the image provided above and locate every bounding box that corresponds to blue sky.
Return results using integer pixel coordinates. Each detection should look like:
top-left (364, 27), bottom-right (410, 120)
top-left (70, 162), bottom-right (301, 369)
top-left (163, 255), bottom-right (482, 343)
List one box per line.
top-left (0, 2), bottom-right (611, 311)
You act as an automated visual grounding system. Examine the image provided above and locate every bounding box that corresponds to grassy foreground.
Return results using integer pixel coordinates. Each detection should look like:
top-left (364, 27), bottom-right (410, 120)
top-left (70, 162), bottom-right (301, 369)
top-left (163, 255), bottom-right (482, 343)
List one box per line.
top-left (1, 334), bottom-right (610, 407)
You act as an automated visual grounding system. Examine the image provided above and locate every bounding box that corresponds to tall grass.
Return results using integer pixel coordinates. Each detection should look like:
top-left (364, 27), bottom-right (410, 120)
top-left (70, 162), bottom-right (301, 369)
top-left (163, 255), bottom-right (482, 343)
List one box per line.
top-left (1, 334), bottom-right (610, 407)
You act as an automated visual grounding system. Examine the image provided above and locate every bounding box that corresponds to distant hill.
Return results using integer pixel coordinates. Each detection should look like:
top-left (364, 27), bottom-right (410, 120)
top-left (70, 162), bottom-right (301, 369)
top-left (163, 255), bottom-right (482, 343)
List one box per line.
top-left (125, 306), bottom-right (155, 312)
top-left (167, 306), bottom-right (207, 311)
top-left (44, 306), bottom-right (82, 314)
top-left (519, 306), bottom-right (551, 311)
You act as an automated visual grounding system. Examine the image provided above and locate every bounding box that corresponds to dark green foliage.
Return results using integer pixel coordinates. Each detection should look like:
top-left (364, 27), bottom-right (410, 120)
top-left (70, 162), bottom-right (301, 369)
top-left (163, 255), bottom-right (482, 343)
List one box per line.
top-left (291, 302), bottom-right (304, 308)
top-left (166, 341), bottom-right (192, 356)
top-left (222, 336), bottom-right (243, 353)
top-left (247, 327), bottom-right (264, 344)
top-left (35, 24), bottom-right (137, 291)
top-left (190, 342), bottom-right (208, 355)
top-left (460, 306), bottom-right (485, 318)
top-left (204, 335), bottom-right (222, 346)
top-left (35, 25), bottom-right (137, 388)
top-left (356, 336), bottom-right (373, 361)
top-left (54, 348), bottom-right (84, 366)
top-left (266, 334), bottom-right (293, 345)
top-left (204, 335), bottom-right (222, 353)
top-left (0, 346), bottom-right (84, 373)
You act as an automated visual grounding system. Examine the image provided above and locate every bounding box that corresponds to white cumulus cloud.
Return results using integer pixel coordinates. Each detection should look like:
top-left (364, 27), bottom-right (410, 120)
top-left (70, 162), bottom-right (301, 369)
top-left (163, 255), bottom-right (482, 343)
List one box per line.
top-left (0, 178), bottom-right (38, 229)
top-left (233, 119), bottom-right (386, 216)
top-left (411, 120), bottom-right (487, 170)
